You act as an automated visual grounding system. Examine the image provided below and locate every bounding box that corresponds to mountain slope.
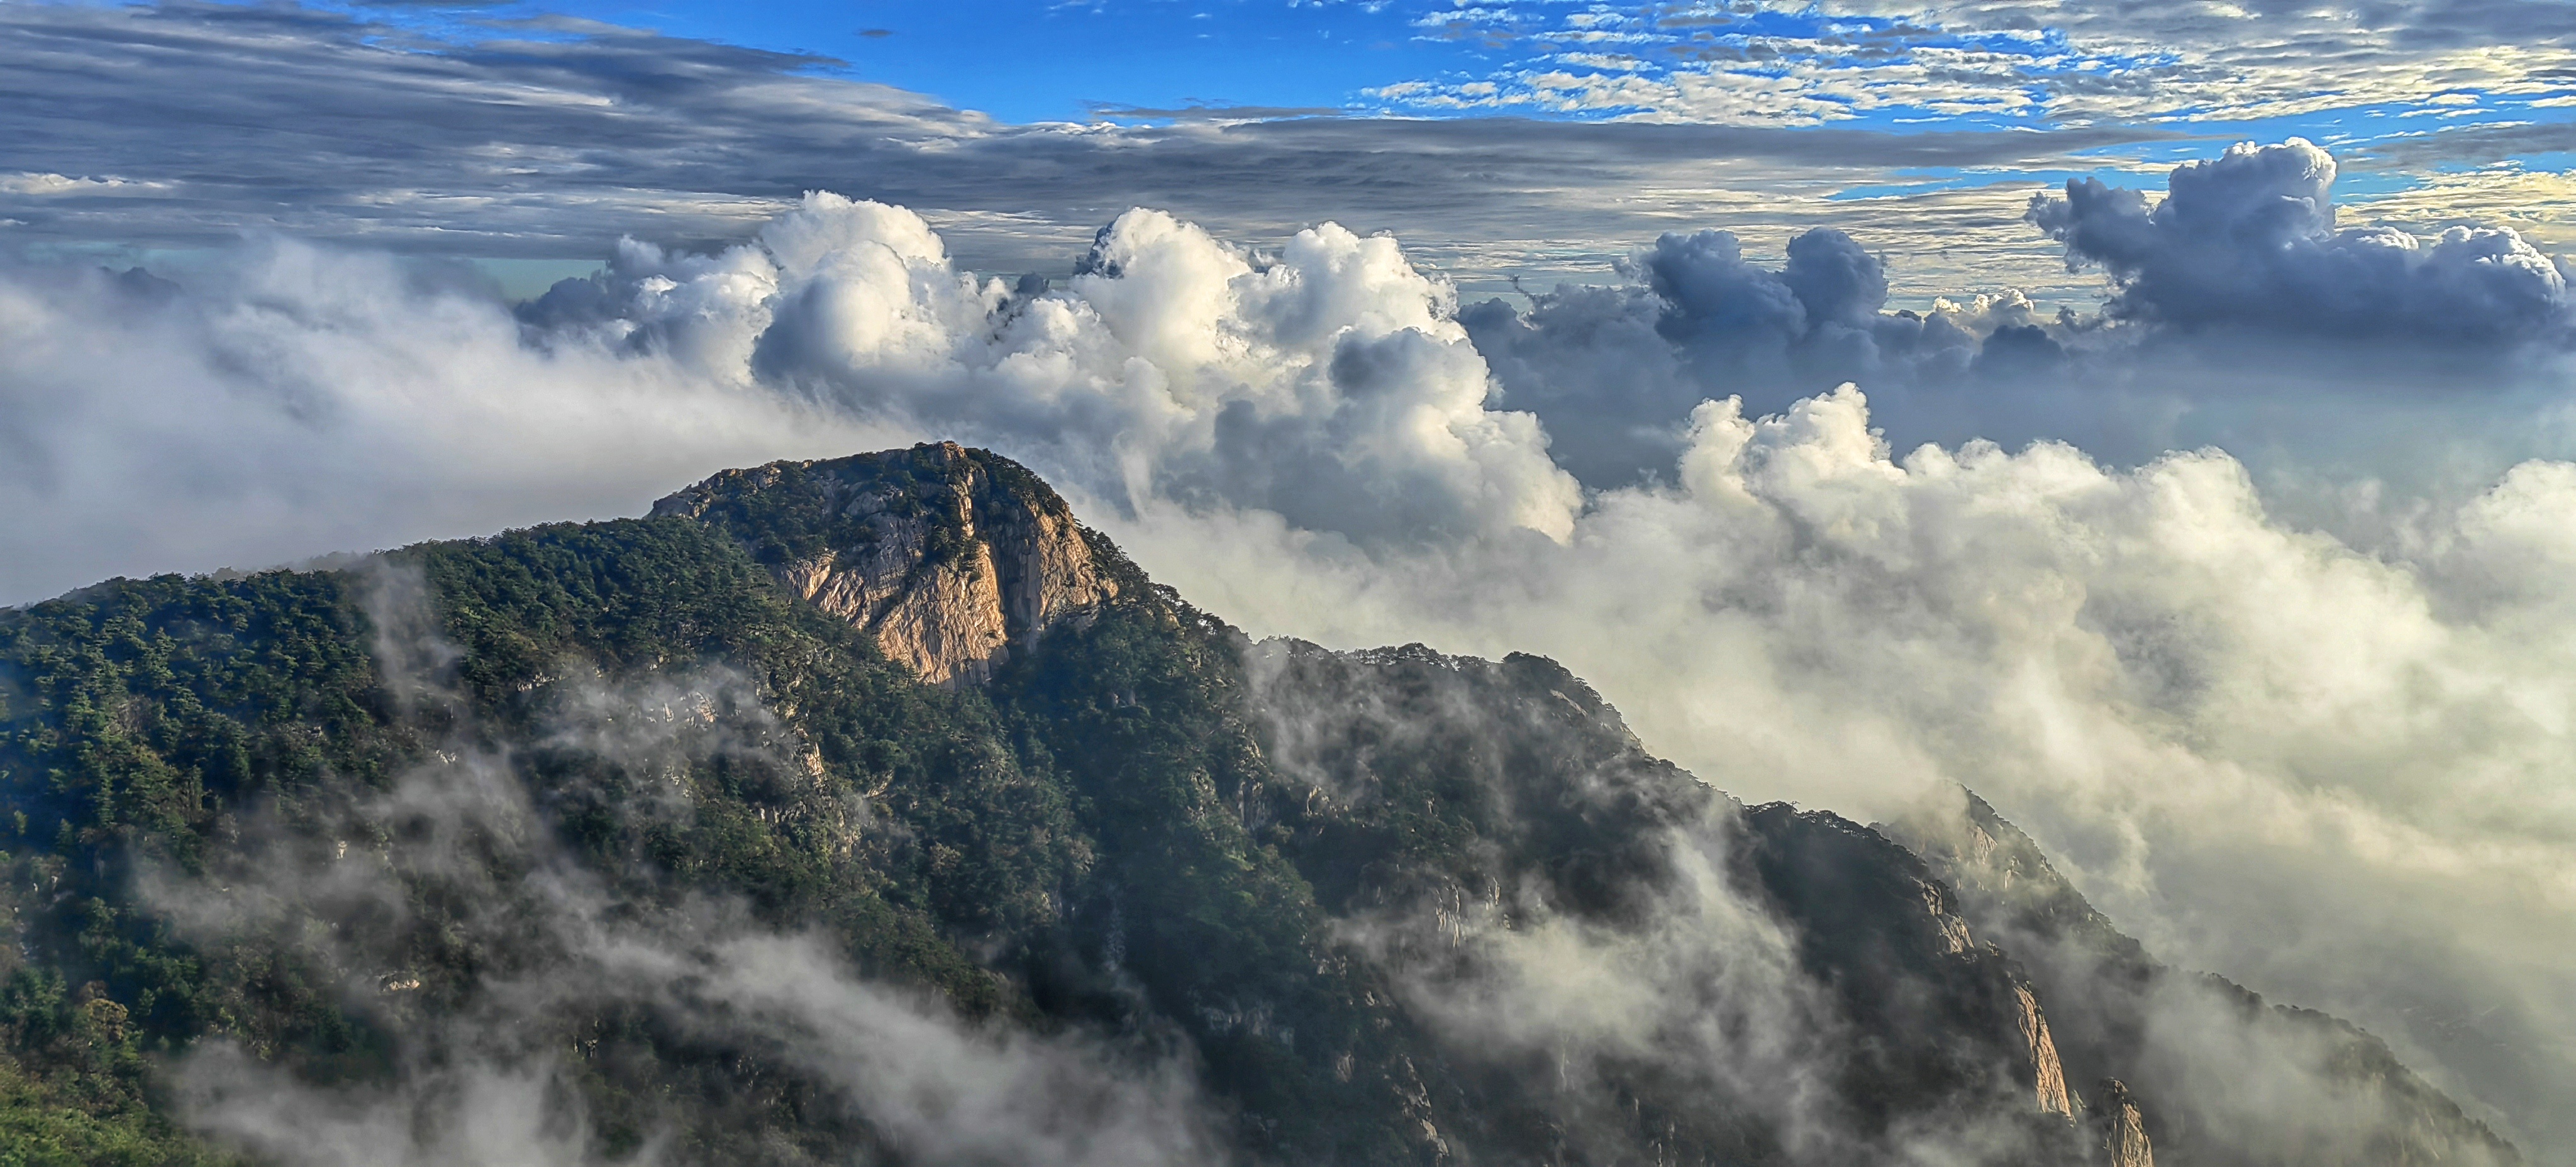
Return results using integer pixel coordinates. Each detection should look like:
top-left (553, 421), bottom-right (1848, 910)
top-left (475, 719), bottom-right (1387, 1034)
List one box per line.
top-left (0, 443), bottom-right (2515, 1166)
top-left (1887, 794), bottom-right (2521, 1167)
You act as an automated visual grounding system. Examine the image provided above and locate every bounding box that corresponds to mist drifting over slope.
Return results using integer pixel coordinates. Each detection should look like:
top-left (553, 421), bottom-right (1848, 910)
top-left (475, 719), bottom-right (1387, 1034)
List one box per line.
top-left (3, 138), bottom-right (2574, 1157)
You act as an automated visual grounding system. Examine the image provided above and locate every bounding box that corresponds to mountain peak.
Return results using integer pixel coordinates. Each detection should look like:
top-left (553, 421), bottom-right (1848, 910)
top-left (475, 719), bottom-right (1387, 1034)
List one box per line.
top-left (652, 442), bottom-right (1122, 685)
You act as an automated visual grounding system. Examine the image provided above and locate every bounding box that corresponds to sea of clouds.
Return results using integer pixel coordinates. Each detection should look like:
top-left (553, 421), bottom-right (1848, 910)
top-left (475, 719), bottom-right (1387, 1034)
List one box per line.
top-left (3, 138), bottom-right (2573, 1158)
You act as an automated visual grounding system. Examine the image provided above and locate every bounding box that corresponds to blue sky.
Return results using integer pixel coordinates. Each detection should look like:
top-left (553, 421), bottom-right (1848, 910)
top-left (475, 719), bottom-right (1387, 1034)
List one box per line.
top-left (355, 0), bottom-right (2576, 139)
top-left (492, 0), bottom-right (1462, 122)
top-left (335, 0), bottom-right (1491, 124)
top-left (321, 0), bottom-right (2576, 227)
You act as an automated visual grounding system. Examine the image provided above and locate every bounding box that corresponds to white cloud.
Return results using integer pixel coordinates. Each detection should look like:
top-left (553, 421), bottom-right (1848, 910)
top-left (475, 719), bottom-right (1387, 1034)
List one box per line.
top-left (0, 241), bottom-right (896, 602)
top-left (0, 171), bottom-right (166, 196)
top-left (1369, 0), bottom-right (2576, 133)
top-left (582, 194), bottom-right (1584, 544)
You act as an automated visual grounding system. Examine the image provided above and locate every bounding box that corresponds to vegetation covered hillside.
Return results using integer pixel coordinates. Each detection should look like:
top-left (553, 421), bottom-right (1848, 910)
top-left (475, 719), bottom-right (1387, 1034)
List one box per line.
top-left (0, 443), bottom-right (2517, 1166)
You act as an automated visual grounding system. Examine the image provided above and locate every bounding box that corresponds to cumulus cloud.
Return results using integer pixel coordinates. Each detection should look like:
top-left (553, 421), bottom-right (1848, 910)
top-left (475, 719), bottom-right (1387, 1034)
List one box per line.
top-left (0, 189), bottom-right (1579, 586)
top-left (2031, 138), bottom-right (2576, 344)
top-left (0, 241), bottom-right (897, 602)
top-left (534, 194), bottom-right (1581, 543)
top-left (1463, 226), bottom-right (2017, 482)
top-left (1460, 140), bottom-right (2576, 489)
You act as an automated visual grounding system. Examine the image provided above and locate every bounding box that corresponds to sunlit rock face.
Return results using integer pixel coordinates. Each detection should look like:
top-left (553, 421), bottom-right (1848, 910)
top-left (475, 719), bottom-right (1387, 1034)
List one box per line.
top-left (654, 441), bottom-right (1119, 686)
top-left (2017, 982), bottom-right (2075, 1119)
top-left (2096, 1079), bottom-right (2157, 1167)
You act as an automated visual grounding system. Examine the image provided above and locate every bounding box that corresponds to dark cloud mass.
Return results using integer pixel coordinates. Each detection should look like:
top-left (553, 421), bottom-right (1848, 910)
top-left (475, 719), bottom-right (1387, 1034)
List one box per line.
top-left (1457, 139), bottom-right (2576, 487)
top-left (2030, 139), bottom-right (2576, 343)
top-left (1464, 226), bottom-right (1997, 482)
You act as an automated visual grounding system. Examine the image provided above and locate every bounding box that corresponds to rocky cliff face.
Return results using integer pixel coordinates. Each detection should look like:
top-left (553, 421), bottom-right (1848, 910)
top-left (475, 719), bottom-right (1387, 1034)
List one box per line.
top-left (2016, 982), bottom-right (2076, 1119)
top-left (2096, 1079), bottom-right (2157, 1167)
top-left (652, 441), bottom-right (1119, 686)
top-left (1887, 793), bottom-right (2520, 1167)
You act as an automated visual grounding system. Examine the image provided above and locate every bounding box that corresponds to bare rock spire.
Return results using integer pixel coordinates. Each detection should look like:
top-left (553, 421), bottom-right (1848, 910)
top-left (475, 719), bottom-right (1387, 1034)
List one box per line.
top-left (2096, 1079), bottom-right (2155, 1167)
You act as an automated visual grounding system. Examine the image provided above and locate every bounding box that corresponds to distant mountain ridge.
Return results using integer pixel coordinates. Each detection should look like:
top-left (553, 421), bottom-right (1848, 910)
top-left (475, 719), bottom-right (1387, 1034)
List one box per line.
top-left (0, 443), bottom-right (2516, 1165)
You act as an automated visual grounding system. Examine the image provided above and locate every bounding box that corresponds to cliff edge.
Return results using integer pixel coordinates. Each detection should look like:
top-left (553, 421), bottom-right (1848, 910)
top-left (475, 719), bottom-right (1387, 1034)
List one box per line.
top-left (652, 441), bottom-right (1121, 686)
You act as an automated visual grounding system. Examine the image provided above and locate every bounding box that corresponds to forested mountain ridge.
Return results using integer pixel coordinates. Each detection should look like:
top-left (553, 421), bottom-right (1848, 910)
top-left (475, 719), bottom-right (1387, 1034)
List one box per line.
top-left (0, 443), bottom-right (2516, 1165)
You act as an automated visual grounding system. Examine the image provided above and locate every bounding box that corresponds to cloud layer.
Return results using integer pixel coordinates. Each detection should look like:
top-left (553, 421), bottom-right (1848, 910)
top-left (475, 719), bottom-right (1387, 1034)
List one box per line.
top-left (1466, 137), bottom-right (2576, 486)
top-left (19, 0), bottom-right (2572, 309)
top-left (4, 136), bottom-right (2575, 1157)
top-left (0, 1), bottom-right (2144, 279)
top-left (1378, 0), bottom-right (2576, 132)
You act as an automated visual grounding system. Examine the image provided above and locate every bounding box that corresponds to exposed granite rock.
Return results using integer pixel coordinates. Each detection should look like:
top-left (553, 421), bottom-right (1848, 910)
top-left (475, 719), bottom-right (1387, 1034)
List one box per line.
top-left (1920, 877), bottom-right (1979, 955)
top-left (2096, 1078), bottom-right (2156, 1167)
top-left (653, 441), bottom-right (1121, 686)
top-left (2015, 981), bottom-right (2076, 1118)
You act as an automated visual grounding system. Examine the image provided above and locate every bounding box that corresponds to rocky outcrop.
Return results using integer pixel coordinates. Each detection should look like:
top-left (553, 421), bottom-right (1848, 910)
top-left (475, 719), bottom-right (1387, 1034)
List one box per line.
top-left (2014, 981), bottom-right (2076, 1118)
top-left (654, 442), bottom-right (1120, 686)
top-left (2096, 1079), bottom-right (2155, 1167)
